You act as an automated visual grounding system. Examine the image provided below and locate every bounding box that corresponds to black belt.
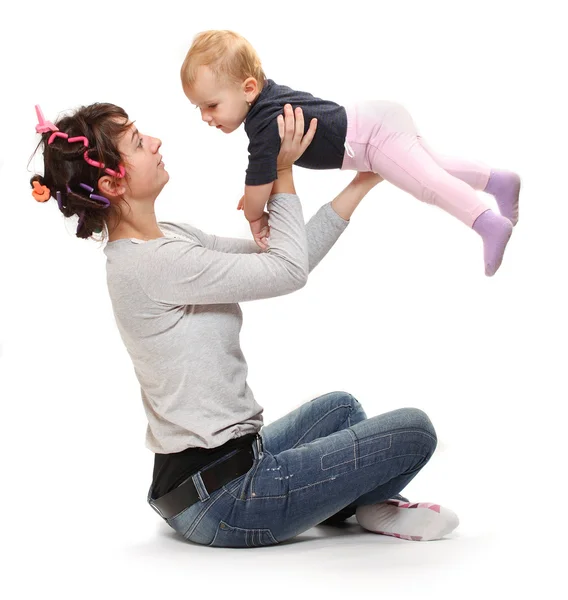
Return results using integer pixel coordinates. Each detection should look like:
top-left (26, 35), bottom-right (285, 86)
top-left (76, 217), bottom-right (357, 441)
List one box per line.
top-left (149, 444), bottom-right (255, 519)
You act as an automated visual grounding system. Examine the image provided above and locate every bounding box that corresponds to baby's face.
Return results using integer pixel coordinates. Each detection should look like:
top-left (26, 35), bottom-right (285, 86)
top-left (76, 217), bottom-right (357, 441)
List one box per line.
top-left (186, 66), bottom-right (250, 134)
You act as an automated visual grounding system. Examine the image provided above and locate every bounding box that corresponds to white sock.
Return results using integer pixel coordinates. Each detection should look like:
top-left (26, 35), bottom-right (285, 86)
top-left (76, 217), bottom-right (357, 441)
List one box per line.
top-left (355, 499), bottom-right (459, 541)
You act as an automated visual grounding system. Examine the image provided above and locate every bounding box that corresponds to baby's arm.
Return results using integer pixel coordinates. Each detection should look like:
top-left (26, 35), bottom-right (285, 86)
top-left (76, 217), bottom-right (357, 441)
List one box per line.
top-left (243, 183), bottom-right (273, 222)
top-left (242, 183), bottom-right (273, 250)
top-left (242, 116), bottom-right (280, 248)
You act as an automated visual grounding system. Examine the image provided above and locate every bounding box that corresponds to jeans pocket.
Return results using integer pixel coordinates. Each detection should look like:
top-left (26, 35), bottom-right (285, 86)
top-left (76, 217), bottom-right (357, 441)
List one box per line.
top-left (209, 520), bottom-right (278, 548)
top-left (165, 501), bottom-right (206, 537)
top-left (164, 485), bottom-right (226, 542)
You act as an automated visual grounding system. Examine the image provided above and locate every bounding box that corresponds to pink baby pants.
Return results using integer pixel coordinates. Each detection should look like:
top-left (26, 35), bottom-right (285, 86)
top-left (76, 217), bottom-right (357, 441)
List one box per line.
top-left (341, 101), bottom-right (491, 227)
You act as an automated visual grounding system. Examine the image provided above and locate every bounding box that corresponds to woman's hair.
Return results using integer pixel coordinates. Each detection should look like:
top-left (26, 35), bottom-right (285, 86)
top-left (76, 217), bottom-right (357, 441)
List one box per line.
top-left (30, 103), bottom-right (131, 240)
top-left (180, 30), bottom-right (266, 92)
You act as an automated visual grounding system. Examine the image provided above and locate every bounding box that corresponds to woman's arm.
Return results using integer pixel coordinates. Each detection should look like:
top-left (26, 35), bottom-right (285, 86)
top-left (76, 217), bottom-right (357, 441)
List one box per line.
top-left (170, 165), bottom-right (378, 268)
top-left (169, 172), bottom-right (380, 258)
top-left (305, 172), bottom-right (383, 273)
top-left (139, 195), bottom-right (308, 305)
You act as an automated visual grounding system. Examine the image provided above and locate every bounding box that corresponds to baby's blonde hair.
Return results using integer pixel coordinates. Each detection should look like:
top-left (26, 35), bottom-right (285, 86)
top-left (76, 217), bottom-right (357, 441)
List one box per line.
top-left (180, 30), bottom-right (266, 91)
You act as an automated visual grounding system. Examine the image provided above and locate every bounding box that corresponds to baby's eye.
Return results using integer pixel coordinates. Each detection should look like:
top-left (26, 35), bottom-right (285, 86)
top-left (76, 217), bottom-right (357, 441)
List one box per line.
top-left (208, 104), bottom-right (218, 109)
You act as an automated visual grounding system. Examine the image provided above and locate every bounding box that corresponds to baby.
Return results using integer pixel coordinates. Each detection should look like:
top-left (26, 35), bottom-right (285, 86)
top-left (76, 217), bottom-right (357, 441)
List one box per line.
top-left (181, 30), bottom-right (520, 276)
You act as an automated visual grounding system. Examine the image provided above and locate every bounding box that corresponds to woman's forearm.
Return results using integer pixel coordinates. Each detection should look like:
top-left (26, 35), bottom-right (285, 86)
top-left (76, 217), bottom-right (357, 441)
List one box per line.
top-left (271, 167), bottom-right (296, 196)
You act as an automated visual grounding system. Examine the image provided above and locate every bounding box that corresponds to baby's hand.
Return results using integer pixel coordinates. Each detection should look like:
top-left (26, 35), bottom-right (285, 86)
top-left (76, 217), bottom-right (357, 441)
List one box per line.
top-left (238, 195), bottom-right (269, 249)
top-left (249, 212), bottom-right (270, 250)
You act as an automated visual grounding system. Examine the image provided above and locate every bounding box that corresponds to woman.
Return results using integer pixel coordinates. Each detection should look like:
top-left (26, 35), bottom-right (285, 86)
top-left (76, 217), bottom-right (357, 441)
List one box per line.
top-left (30, 102), bottom-right (458, 547)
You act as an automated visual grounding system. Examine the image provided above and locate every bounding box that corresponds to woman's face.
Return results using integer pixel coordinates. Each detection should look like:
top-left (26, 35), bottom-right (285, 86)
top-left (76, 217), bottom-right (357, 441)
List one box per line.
top-left (116, 123), bottom-right (169, 200)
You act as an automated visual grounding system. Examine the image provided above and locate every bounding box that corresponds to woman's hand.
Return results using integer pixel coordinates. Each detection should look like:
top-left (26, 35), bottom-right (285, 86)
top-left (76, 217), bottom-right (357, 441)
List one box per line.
top-left (276, 104), bottom-right (317, 171)
top-left (330, 171), bottom-right (384, 221)
top-left (351, 171), bottom-right (384, 188)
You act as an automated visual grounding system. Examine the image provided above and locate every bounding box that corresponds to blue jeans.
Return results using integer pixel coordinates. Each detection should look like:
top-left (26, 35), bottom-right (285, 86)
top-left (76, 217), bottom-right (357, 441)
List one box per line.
top-left (158, 391), bottom-right (437, 547)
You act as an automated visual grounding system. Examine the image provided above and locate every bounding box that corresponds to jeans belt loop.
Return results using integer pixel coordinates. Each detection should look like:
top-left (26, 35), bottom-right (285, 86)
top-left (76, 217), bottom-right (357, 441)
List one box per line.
top-left (191, 471), bottom-right (210, 502)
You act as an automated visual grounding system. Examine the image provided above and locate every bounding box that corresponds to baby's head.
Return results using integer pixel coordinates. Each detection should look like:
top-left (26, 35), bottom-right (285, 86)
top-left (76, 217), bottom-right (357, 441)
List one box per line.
top-left (180, 30), bottom-right (266, 133)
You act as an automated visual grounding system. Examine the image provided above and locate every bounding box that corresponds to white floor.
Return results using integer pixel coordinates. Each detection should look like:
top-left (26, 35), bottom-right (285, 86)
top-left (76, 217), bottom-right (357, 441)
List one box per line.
top-left (4, 444), bottom-right (560, 600)
top-left (5, 508), bottom-right (558, 599)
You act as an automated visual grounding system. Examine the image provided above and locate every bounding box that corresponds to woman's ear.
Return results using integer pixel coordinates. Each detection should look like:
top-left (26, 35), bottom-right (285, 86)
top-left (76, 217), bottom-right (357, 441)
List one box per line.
top-left (98, 175), bottom-right (126, 198)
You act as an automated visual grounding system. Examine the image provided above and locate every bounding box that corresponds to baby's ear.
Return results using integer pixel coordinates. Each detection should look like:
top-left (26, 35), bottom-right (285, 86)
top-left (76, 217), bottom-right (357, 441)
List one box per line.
top-left (243, 77), bottom-right (258, 99)
top-left (98, 175), bottom-right (126, 198)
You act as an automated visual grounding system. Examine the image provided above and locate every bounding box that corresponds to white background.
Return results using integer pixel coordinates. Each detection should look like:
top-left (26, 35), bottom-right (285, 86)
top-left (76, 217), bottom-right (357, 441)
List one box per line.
top-left (0, 0), bottom-right (566, 598)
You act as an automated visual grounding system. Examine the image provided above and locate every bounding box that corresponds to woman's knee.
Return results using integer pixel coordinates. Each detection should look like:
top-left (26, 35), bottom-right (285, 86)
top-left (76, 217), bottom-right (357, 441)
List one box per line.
top-left (312, 391), bottom-right (367, 421)
top-left (392, 407), bottom-right (437, 446)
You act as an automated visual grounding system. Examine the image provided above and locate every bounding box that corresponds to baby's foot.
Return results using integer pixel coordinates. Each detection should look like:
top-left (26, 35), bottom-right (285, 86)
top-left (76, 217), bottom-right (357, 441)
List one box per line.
top-left (472, 210), bottom-right (513, 276)
top-left (484, 169), bottom-right (521, 226)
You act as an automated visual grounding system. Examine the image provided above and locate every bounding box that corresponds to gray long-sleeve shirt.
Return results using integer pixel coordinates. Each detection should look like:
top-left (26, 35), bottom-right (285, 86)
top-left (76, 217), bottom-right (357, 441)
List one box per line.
top-left (104, 194), bottom-right (348, 453)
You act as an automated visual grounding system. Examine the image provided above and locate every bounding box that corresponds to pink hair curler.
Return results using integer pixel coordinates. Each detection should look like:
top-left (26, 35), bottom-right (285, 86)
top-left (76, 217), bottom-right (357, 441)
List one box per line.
top-left (48, 131), bottom-right (69, 145)
top-left (83, 152), bottom-right (125, 178)
top-left (35, 105), bottom-right (59, 134)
